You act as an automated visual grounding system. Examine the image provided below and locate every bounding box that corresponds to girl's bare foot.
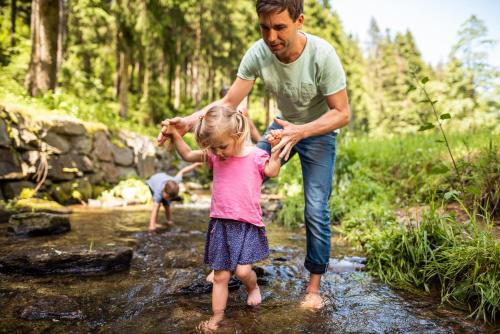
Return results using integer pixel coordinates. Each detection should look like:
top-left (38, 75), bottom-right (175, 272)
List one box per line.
top-left (197, 312), bottom-right (223, 333)
top-left (246, 284), bottom-right (262, 306)
top-left (206, 270), bottom-right (214, 283)
top-left (300, 292), bottom-right (325, 309)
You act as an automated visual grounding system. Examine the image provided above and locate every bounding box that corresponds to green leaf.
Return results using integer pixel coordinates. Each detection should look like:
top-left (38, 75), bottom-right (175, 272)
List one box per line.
top-left (435, 139), bottom-right (445, 143)
top-left (467, 186), bottom-right (481, 196)
top-left (431, 100), bottom-right (438, 105)
top-left (418, 99), bottom-right (429, 104)
top-left (430, 164), bottom-right (449, 174)
top-left (440, 113), bottom-right (451, 120)
top-left (406, 85), bottom-right (416, 94)
top-left (421, 77), bottom-right (429, 84)
top-left (417, 123), bottom-right (435, 131)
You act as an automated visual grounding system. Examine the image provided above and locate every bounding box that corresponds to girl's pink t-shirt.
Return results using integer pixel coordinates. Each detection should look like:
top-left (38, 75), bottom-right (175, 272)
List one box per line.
top-left (207, 147), bottom-right (270, 227)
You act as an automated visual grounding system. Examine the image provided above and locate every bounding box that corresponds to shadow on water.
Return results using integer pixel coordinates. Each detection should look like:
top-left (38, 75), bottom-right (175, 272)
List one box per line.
top-left (0, 207), bottom-right (497, 333)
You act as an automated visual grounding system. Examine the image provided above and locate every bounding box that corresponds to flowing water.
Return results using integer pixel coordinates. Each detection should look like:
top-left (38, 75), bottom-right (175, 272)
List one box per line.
top-left (0, 206), bottom-right (497, 333)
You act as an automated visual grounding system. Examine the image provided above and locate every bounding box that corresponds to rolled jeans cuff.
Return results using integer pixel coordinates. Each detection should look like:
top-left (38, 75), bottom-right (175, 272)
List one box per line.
top-left (304, 260), bottom-right (329, 275)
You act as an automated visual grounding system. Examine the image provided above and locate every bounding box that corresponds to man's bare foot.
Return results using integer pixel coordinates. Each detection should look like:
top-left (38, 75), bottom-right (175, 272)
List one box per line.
top-left (166, 220), bottom-right (174, 226)
top-left (300, 292), bottom-right (324, 309)
top-left (246, 284), bottom-right (262, 306)
top-left (206, 270), bottom-right (214, 283)
top-left (197, 313), bottom-right (223, 333)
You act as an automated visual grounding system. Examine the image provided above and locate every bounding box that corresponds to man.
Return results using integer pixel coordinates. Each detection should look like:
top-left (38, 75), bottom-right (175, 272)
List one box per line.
top-left (158, 0), bottom-right (350, 309)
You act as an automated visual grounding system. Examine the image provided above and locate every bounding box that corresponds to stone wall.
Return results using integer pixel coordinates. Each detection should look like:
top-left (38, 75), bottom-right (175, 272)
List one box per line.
top-left (0, 105), bottom-right (175, 203)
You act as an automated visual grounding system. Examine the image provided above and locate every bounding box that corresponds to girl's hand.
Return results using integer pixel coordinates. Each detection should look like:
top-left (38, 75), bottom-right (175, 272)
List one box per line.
top-left (265, 129), bottom-right (283, 147)
top-left (157, 117), bottom-right (189, 146)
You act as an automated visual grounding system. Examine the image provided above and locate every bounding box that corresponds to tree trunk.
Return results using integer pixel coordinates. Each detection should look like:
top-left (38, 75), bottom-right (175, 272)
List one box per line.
top-left (55, 0), bottom-right (67, 90)
top-left (118, 50), bottom-right (129, 119)
top-left (25, 0), bottom-right (60, 96)
top-left (10, 0), bottom-right (17, 48)
top-left (173, 39), bottom-right (181, 109)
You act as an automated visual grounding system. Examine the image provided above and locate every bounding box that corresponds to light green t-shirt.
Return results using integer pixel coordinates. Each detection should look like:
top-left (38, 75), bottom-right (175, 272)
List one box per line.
top-left (237, 32), bottom-right (346, 125)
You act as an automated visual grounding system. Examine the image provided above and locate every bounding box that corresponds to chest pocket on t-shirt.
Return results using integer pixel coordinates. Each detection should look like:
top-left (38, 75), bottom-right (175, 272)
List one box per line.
top-left (300, 83), bottom-right (316, 104)
top-left (282, 82), bottom-right (299, 103)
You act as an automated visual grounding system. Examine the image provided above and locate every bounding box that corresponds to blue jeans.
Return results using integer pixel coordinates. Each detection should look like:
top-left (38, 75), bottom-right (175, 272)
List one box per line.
top-left (257, 122), bottom-right (337, 275)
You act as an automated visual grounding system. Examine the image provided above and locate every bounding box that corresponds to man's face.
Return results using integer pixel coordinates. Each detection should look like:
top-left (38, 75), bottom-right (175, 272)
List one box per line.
top-left (259, 10), bottom-right (304, 58)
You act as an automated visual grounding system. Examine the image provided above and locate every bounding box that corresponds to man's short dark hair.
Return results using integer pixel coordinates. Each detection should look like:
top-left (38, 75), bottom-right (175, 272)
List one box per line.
top-left (256, 0), bottom-right (304, 21)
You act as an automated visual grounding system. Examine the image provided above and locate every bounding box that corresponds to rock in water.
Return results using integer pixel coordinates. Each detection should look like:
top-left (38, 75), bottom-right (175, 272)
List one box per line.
top-left (8, 212), bottom-right (71, 236)
top-left (0, 247), bottom-right (133, 275)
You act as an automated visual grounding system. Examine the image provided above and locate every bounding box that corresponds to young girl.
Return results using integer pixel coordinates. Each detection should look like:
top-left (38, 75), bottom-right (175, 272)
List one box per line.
top-left (165, 105), bottom-right (282, 331)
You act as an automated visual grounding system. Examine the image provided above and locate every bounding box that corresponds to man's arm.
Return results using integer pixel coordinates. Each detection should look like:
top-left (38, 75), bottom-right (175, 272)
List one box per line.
top-left (149, 202), bottom-right (161, 231)
top-left (272, 89), bottom-right (350, 160)
top-left (158, 78), bottom-right (255, 144)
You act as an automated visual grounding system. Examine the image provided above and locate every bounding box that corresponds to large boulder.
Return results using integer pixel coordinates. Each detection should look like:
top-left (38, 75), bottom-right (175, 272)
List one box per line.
top-left (43, 132), bottom-right (71, 154)
top-left (14, 198), bottom-right (72, 214)
top-left (0, 180), bottom-right (35, 199)
top-left (0, 246), bottom-right (133, 275)
top-left (111, 144), bottom-right (134, 166)
top-left (48, 119), bottom-right (86, 136)
top-left (70, 135), bottom-right (92, 154)
top-left (8, 212), bottom-right (71, 236)
top-left (0, 118), bottom-right (11, 147)
top-left (0, 148), bottom-right (24, 180)
top-left (93, 131), bottom-right (113, 162)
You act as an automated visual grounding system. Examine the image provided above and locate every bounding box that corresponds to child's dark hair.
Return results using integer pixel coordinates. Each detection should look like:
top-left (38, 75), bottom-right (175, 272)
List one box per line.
top-left (163, 180), bottom-right (181, 201)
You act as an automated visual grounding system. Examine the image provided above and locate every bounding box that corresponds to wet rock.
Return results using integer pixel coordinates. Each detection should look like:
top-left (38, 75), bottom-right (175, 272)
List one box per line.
top-left (164, 248), bottom-right (202, 268)
top-left (19, 295), bottom-right (84, 320)
top-left (0, 246), bottom-right (133, 275)
top-left (0, 205), bottom-right (15, 224)
top-left (14, 198), bottom-right (72, 214)
top-left (137, 155), bottom-right (155, 179)
top-left (8, 212), bottom-right (71, 236)
top-left (117, 166), bottom-right (138, 180)
top-left (330, 256), bottom-right (366, 273)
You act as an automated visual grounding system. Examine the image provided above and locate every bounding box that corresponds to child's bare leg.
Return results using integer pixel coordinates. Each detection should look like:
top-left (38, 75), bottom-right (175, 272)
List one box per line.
top-left (199, 270), bottom-right (231, 332)
top-left (234, 264), bottom-right (261, 306)
top-left (206, 270), bottom-right (214, 283)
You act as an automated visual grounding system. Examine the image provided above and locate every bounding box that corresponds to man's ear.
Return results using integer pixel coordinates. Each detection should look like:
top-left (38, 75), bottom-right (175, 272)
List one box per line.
top-left (296, 14), bottom-right (304, 29)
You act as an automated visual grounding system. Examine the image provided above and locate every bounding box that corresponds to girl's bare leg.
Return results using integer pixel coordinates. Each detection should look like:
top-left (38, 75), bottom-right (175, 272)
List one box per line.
top-left (234, 264), bottom-right (261, 306)
top-left (199, 270), bottom-right (231, 332)
top-left (206, 270), bottom-right (215, 283)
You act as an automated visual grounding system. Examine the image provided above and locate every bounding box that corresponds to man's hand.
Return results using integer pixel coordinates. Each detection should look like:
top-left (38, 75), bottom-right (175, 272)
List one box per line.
top-left (270, 118), bottom-right (305, 161)
top-left (157, 116), bottom-right (191, 146)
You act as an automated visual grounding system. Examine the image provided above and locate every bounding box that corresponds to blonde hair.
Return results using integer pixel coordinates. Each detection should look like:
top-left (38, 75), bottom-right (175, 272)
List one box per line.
top-left (194, 105), bottom-right (250, 153)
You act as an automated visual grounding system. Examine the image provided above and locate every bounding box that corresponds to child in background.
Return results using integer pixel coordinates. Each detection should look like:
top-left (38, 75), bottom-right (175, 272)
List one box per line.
top-left (165, 105), bottom-right (282, 331)
top-left (146, 163), bottom-right (202, 231)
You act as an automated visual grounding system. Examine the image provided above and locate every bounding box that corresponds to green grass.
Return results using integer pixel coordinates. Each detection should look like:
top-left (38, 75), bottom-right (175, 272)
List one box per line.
top-left (276, 129), bottom-right (500, 322)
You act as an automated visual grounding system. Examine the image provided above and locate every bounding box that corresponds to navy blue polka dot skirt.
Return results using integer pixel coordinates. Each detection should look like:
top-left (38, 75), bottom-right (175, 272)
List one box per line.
top-left (204, 218), bottom-right (269, 271)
